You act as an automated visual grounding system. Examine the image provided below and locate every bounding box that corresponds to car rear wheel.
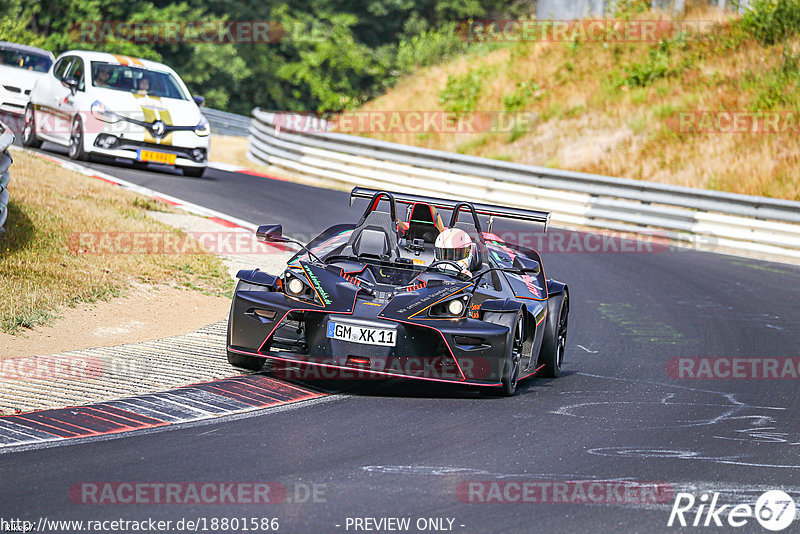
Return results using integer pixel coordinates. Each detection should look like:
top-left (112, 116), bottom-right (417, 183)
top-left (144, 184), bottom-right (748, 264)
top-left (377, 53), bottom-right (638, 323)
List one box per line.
top-left (68, 117), bottom-right (87, 161)
top-left (22, 105), bottom-right (42, 148)
top-left (540, 290), bottom-right (568, 378)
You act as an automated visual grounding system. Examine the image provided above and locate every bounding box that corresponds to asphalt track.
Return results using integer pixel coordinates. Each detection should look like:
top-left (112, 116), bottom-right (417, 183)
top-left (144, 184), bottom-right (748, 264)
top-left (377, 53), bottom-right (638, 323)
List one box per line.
top-left (3, 130), bottom-right (800, 533)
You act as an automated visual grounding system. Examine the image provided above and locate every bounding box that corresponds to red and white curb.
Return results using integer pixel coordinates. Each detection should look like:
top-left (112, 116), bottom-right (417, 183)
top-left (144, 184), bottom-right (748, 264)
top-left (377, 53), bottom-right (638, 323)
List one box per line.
top-left (209, 161), bottom-right (287, 181)
top-left (10, 147), bottom-right (272, 232)
top-left (0, 372), bottom-right (324, 451)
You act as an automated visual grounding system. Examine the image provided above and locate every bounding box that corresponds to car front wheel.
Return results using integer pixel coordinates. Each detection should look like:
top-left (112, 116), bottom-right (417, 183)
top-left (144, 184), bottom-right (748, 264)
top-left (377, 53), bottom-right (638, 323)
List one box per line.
top-left (22, 105), bottom-right (42, 148)
top-left (68, 117), bottom-right (87, 161)
top-left (180, 165), bottom-right (206, 178)
top-left (540, 290), bottom-right (568, 378)
top-left (483, 310), bottom-right (525, 396)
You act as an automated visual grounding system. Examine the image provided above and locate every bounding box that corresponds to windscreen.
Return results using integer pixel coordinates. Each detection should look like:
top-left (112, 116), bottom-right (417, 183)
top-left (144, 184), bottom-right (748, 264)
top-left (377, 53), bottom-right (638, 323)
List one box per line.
top-left (90, 61), bottom-right (188, 100)
top-left (0, 48), bottom-right (52, 73)
top-left (367, 264), bottom-right (419, 286)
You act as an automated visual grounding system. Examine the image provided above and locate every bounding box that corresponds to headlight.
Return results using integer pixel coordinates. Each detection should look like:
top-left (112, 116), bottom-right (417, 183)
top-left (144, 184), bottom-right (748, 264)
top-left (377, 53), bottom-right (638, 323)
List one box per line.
top-left (447, 299), bottom-right (465, 316)
top-left (429, 295), bottom-right (470, 318)
top-left (194, 115), bottom-right (210, 136)
top-left (286, 277), bottom-right (305, 296)
top-left (91, 100), bottom-right (120, 123)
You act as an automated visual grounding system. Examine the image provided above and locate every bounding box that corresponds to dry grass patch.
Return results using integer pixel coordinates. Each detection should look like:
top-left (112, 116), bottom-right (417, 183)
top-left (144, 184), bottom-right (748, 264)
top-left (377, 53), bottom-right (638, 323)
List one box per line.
top-left (0, 150), bottom-right (233, 333)
top-left (353, 6), bottom-right (800, 200)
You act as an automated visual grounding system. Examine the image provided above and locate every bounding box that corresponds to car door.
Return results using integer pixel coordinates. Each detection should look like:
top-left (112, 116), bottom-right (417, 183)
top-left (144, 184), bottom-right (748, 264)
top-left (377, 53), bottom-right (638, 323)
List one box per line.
top-left (53, 56), bottom-right (86, 143)
top-left (36, 56), bottom-right (76, 143)
top-left (34, 55), bottom-right (72, 142)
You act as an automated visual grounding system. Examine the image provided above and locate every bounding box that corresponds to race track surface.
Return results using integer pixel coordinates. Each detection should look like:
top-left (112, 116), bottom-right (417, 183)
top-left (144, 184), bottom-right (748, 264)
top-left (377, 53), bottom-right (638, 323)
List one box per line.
top-left (3, 132), bottom-right (800, 533)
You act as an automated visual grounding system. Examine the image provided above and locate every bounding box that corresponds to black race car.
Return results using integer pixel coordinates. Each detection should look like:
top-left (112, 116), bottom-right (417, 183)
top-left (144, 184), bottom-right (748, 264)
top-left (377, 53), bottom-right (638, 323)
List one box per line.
top-left (226, 187), bottom-right (569, 395)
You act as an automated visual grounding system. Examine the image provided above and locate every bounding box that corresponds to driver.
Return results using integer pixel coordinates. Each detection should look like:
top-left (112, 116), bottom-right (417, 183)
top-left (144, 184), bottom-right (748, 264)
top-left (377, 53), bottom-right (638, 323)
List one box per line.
top-left (434, 228), bottom-right (476, 277)
top-left (94, 64), bottom-right (113, 87)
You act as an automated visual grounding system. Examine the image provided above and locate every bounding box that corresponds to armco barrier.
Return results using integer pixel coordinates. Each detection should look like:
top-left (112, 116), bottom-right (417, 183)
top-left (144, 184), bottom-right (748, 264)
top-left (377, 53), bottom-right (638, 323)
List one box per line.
top-left (247, 109), bottom-right (800, 260)
top-left (202, 108), bottom-right (251, 137)
top-left (0, 121), bottom-right (13, 231)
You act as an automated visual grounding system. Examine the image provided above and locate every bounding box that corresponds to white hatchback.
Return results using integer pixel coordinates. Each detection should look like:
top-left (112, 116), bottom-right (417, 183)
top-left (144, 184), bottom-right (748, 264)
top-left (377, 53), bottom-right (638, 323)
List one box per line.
top-left (0, 42), bottom-right (54, 114)
top-left (23, 50), bottom-right (209, 177)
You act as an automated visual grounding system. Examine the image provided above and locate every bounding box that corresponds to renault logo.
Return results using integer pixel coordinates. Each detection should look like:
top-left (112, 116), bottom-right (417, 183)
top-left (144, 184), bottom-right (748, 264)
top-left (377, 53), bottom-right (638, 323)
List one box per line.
top-left (151, 120), bottom-right (166, 137)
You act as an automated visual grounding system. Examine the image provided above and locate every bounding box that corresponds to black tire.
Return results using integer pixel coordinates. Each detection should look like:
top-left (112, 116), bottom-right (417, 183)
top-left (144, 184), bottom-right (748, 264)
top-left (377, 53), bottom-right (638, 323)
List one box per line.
top-left (181, 166), bottom-right (206, 178)
top-left (68, 116), bottom-right (87, 161)
top-left (484, 310), bottom-right (525, 396)
top-left (227, 350), bottom-right (266, 372)
top-left (22, 105), bottom-right (42, 148)
top-left (225, 299), bottom-right (265, 372)
top-left (540, 290), bottom-right (569, 378)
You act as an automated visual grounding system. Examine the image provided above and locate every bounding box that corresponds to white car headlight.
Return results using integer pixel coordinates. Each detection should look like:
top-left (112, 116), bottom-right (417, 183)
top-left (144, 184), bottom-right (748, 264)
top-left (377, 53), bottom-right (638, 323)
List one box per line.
top-left (194, 116), bottom-right (210, 136)
top-left (447, 299), bottom-right (465, 316)
top-left (286, 277), bottom-right (305, 296)
top-left (91, 100), bottom-right (121, 123)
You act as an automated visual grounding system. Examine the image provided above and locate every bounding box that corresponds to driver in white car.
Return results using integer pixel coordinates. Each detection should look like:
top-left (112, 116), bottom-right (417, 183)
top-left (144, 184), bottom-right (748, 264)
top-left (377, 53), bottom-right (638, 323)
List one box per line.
top-left (434, 227), bottom-right (476, 277)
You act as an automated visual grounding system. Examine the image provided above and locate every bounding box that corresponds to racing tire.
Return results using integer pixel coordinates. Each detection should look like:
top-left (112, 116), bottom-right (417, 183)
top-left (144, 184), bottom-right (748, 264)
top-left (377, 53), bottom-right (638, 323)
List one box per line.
top-left (68, 116), bottom-right (87, 161)
top-left (540, 290), bottom-right (569, 378)
top-left (225, 297), bottom-right (266, 372)
top-left (181, 166), bottom-right (206, 178)
top-left (484, 310), bottom-right (524, 396)
top-left (21, 105), bottom-right (43, 148)
top-left (226, 350), bottom-right (266, 372)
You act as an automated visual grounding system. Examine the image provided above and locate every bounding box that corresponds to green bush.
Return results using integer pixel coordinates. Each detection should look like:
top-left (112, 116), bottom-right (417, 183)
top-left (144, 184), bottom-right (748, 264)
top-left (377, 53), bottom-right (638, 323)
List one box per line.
top-left (396, 23), bottom-right (466, 74)
top-left (739, 0), bottom-right (800, 45)
top-left (438, 67), bottom-right (486, 115)
top-left (621, 36), bottom-right (689, 87)
top-left (503, 80), bottom-right (540, 112)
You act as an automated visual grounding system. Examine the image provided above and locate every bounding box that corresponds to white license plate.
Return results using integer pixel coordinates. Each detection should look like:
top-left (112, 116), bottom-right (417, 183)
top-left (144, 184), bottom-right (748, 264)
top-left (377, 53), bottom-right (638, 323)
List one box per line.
top-left (327, 321), bottom-right (396, 347)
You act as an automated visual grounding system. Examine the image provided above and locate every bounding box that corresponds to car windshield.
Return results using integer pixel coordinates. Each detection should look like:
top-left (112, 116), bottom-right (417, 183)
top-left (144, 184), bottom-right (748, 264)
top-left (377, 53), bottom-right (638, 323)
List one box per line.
top-left (0, 48), bottom-right (52, 73)
top-left (365, 263), bottom-right (420, 286)
top-left (90, 61), bottom-right (188, 100)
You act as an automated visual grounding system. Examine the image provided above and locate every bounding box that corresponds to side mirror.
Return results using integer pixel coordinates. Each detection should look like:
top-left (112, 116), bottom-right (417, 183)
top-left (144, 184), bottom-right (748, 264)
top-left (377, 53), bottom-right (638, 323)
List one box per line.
top-left (512, 255), bottom-right (541, 275)
top-left (256, 224), bottom-right (287, 243)
top-left (62, 76), bottom-right (79, 95)
top-left (193, 95), bottom-right (205, 107)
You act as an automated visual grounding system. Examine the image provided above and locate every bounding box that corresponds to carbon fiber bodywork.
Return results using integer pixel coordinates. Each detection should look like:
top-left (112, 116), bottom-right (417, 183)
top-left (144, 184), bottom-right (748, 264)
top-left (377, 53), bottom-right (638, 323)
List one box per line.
top-left (227, 189), bottom-right (569, 391)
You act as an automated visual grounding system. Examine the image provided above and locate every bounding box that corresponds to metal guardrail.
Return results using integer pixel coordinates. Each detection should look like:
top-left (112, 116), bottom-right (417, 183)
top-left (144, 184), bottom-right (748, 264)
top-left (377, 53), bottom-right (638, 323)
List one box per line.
top-left (0, 121), bottom-right (13, 231)
top-left (202, 108), bottom-right (251, 137)
top-left (248, 108), bottom-right (800, 260)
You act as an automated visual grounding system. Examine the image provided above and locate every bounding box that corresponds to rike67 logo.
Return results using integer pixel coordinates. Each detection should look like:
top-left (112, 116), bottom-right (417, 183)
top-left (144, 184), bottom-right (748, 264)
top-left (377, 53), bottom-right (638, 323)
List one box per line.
top-left (668, 490), bottom-right (796, 531)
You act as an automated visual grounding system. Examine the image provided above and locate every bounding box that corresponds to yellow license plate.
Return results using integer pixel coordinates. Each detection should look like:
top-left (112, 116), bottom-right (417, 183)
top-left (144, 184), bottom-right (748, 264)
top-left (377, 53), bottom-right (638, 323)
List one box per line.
top-left (138, 150), bottom-right (176, 165)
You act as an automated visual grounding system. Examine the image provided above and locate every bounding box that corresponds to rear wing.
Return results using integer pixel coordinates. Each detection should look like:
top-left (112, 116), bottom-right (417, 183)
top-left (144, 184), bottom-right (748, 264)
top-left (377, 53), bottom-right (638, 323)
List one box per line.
top-left (349, 186), bottom-right (551, 231)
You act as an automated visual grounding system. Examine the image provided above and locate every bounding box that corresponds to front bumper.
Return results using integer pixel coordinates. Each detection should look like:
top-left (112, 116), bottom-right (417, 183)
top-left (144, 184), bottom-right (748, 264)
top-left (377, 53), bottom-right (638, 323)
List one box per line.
top-left (228, 286), bottom-right (509, 386)
top-left (0, 86), bottom-right (29, 114)
top-left (85, 125), bottom-right (209, 167)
